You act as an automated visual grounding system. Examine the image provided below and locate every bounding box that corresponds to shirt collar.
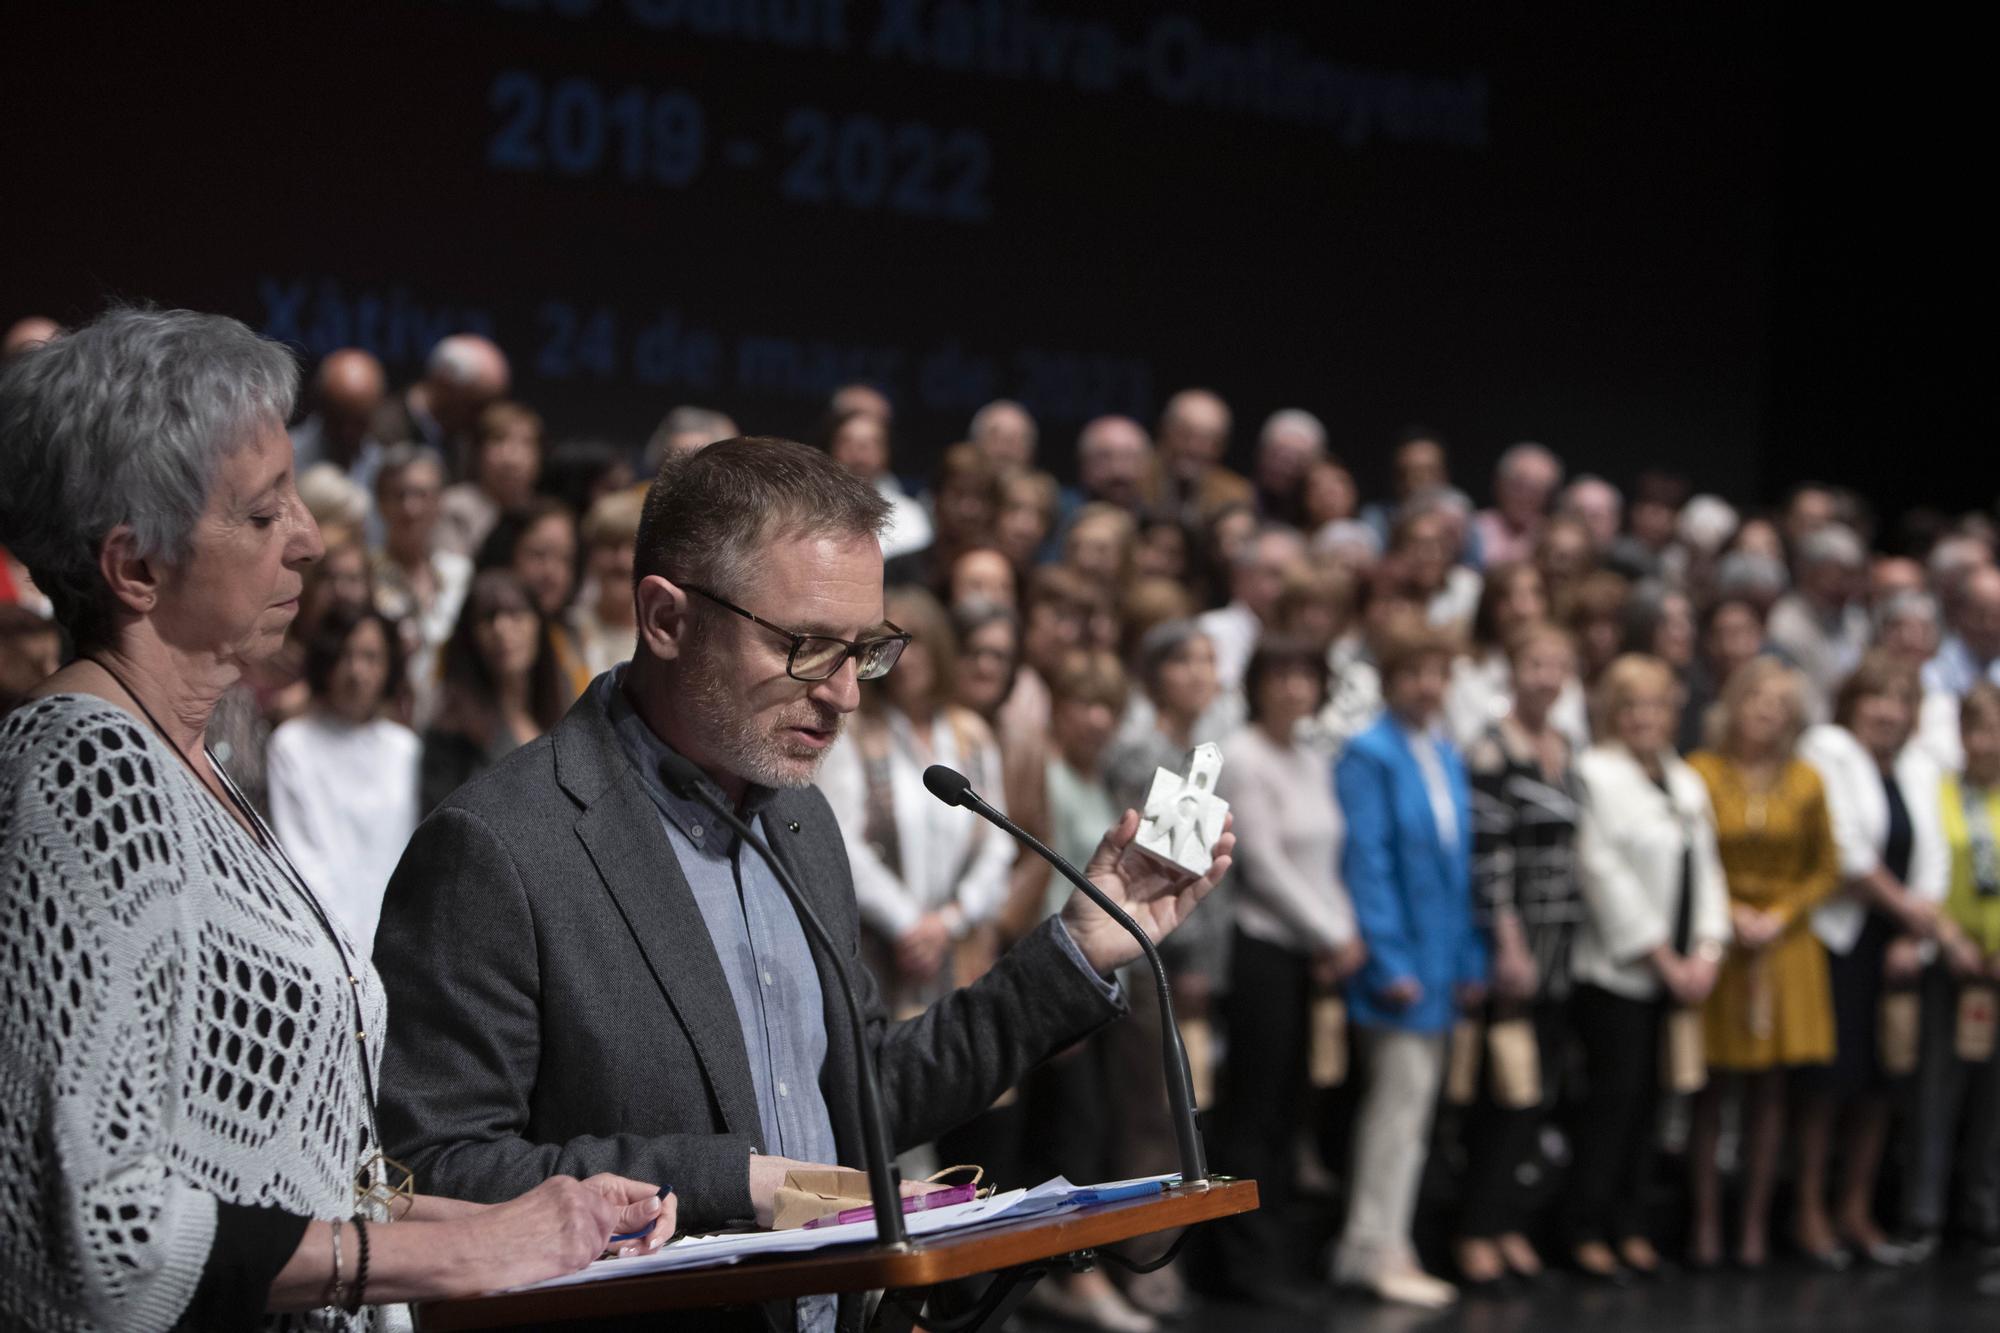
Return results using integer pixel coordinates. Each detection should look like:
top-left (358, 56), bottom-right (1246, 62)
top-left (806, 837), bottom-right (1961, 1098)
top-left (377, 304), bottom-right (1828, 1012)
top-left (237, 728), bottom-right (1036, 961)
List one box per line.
top-left (601, 666), bottom-right (778, 850)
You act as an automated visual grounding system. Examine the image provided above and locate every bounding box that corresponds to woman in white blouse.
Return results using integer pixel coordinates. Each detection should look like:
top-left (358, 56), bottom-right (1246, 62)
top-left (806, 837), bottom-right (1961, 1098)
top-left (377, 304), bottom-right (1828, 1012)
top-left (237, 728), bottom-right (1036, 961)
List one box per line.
top-left (817, 586), bottom-right (1013, 1016)
top-left (1213, 635), bottom-right (1364, 1306)
top-left (1795, 650), bottom-right (1962, 1266)
top-left (1568, 653), bottom-right (1731, 1280)
top-left (266, 606), bottom-right (421, 958)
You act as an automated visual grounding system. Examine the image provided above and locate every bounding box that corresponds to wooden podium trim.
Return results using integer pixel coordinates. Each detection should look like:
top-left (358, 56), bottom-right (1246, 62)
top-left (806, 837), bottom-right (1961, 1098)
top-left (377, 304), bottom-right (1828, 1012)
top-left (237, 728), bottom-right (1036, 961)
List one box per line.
top-left (418, 1178), bottom-right (1259, 1330)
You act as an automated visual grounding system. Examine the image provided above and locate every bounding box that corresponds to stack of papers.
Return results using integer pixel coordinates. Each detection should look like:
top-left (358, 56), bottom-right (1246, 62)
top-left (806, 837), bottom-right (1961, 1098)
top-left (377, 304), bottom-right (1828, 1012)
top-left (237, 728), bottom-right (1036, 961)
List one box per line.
top-left (509, 1173), bottom-right (1181, 1293)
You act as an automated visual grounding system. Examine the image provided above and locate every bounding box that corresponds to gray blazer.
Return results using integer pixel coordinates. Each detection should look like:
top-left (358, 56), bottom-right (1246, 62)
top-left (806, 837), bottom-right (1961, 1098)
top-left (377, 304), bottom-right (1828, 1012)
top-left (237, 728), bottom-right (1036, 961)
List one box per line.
top-left (374, 677), bottom-right (1124, 1320)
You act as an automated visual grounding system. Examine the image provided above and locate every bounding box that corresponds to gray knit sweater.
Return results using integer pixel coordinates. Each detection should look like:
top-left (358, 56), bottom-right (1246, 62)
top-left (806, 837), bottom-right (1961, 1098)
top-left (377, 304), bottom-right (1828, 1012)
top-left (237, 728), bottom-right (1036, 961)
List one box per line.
top-left (0, 695), bottom-right (387, 1332)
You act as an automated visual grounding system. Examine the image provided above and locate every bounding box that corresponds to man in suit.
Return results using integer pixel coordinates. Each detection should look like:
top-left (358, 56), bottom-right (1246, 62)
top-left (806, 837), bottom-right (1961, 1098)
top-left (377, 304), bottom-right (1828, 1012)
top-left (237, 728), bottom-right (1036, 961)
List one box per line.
top-left (374, 436), bottom-right (1231, 1331)
top-left (1153, 388), bottom-right (1253, 529)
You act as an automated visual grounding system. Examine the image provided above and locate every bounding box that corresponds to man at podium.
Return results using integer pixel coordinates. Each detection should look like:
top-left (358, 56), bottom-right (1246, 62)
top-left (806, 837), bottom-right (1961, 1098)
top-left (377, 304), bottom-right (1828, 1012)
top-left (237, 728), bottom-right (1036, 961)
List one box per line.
top-left (374, 437), bottom-right (1232, 1331)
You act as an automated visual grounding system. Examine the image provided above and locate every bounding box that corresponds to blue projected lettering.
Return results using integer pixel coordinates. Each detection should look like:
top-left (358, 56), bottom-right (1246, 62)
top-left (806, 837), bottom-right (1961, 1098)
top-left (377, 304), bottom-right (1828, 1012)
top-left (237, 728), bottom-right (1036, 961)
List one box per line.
top-left (486, 72), bottom-right (990, 222)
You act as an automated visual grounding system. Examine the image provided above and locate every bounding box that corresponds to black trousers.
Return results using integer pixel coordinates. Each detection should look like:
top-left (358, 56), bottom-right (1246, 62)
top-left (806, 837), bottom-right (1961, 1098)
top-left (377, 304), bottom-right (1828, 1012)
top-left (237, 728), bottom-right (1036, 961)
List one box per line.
top-left (1458, 996), bottom-right (1570, 1238)
top-left (1566, 983), bottom-right (1666, 1246)
top-left (1213, 930), bottom-right (1315, 1283)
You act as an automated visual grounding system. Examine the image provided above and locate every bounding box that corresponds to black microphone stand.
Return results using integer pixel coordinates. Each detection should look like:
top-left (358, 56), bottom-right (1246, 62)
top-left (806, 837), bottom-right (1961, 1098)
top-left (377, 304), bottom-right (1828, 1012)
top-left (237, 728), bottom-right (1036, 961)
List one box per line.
top-left (658, 755), bottom-right (910, 1251)
top-left (924, 765), bottom-right (1209, 1186)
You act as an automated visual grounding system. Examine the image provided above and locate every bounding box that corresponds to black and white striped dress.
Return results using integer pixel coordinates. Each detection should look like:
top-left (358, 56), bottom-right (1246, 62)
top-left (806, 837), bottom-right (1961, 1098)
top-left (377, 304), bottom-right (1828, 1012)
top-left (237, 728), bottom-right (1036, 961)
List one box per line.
top-left (1466, 722), bottom-right (1585, 999)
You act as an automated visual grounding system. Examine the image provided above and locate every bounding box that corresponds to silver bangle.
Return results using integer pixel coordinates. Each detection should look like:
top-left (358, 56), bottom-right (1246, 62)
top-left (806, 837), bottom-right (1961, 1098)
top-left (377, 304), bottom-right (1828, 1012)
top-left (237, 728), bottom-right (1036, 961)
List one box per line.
top-left (324, 1218), bottom-right (347, 1314)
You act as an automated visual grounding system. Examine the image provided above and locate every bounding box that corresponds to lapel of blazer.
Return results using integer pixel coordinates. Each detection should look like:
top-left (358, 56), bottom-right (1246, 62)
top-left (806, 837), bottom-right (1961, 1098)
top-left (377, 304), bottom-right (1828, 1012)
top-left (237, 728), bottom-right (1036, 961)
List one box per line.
top-left (553, 680), bottom-right (764, 1143)
top-left (1382, 722), bottom-right (1452, 882)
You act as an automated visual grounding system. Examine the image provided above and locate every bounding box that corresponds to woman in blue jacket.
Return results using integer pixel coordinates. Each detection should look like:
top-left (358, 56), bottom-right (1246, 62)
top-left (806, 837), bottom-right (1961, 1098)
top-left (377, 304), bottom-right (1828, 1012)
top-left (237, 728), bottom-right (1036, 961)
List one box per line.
top-left (1330, 619), bottom-right (1489, 1308)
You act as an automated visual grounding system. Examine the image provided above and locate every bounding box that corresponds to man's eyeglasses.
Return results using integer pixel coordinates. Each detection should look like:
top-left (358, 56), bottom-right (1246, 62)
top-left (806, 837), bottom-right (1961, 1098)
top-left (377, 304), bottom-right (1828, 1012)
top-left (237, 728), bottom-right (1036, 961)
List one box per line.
top-left (684, 586), bottom-right (910, 682)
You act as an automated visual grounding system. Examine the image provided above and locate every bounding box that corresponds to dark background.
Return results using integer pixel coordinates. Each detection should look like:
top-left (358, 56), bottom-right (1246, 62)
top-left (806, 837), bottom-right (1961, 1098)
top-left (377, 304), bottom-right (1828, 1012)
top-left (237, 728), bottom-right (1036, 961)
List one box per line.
top-left (2, 2), bottom-right (1986, 531)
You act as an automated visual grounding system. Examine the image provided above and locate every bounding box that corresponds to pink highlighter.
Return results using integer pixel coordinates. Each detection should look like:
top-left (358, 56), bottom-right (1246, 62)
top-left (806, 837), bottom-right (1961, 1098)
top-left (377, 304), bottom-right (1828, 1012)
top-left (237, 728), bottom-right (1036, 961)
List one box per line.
top-left (801, 1183), bottom-right (979, 1229)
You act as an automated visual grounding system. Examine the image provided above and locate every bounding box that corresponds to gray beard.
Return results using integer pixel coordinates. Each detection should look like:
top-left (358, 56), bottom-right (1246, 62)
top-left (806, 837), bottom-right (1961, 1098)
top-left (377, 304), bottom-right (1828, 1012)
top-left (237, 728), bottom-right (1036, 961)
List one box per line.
top-left (679, 639), bottom-right (845, 789)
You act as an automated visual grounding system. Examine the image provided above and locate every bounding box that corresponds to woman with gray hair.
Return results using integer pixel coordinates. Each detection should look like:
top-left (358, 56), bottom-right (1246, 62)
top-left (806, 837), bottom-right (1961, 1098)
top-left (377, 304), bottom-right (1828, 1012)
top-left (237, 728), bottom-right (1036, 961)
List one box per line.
top-left (0, 308), bottom-right (672, 1332)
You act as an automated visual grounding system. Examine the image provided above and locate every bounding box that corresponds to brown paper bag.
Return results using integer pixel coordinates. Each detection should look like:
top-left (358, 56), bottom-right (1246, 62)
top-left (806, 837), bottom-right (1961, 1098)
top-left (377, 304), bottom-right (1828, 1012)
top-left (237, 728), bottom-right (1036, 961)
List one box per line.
top-left (1880, 990), bottom-right (1922, 1076)
top-left (770, 1168), bottom-right (873, 1231)
top-left (1183, 1016), bottom-right (1216, 1109)
top-left (1956, 984), bottom-right (1999, 1063)
top-left (1746, 956), bottom-right (1775, 1043)
top-left (1445, 1018), bottom-right (1483, 1106)
top-left (1308, 994), bottom-right (1347, 1089)
top-left (1662, 1006), bottom-right (1707, 1094)
top-left (1486, 1017), bottom-right (1542, 1109)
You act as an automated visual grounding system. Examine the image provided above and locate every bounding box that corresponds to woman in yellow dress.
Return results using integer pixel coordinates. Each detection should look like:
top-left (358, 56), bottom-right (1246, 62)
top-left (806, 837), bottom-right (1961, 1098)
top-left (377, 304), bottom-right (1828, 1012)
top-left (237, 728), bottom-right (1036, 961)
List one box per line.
top-left (1686, 657), bottom-right (1841, 1268)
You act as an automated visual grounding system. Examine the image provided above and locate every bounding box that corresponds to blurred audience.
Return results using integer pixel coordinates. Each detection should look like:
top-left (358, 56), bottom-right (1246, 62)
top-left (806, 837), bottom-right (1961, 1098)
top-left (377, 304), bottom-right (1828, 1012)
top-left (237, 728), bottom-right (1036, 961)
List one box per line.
top-left (266, 606), bottom-right (419, 956)
top-left (1797, 651), bottom-right (1953, 1265)
top-left (818, 587), bottom-right (1012, 1017)
top-left (1473, 442), bottom-right (1563, 569)
top-left (1214, 636), bottom-right (1360, 1306)
top-left (573, 488), bottom-right (644, 677)
top-left (421, 568), bottom-right (567, 813)
top-left (1569, 654), bottom-right (1728, 1280)
top-left (439, 399), bottom-right (543, 557)
top-left (0, 604), bottom-right (62, 715)
top-left (17, 312), bottom-right (2000, 1318)
top-left (1331, 623), bottom-right (1484, 1308)
top-left (1686, 659), bottom-right (1840, 1269)
top-left (1453, 621), bottom-right (1584, 1286)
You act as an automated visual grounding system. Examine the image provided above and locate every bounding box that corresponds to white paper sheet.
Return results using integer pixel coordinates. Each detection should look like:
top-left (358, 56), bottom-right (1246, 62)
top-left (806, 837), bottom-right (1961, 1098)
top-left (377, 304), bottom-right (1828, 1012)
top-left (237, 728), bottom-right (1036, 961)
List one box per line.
top-left (504, 1172), bottom-right (1181, 1294)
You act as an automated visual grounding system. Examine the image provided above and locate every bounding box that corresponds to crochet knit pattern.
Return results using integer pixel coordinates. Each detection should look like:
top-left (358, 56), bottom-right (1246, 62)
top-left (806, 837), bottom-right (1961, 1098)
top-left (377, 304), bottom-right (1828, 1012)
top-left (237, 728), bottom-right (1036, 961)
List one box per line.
top-left (1, 695), bottom-right (387, 1332)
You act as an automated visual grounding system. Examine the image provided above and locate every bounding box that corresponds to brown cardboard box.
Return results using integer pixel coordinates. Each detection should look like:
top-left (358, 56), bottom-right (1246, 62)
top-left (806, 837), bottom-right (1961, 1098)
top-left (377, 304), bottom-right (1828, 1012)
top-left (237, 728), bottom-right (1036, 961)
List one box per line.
top-left (1308, 994), bottom-right (1348, 1089)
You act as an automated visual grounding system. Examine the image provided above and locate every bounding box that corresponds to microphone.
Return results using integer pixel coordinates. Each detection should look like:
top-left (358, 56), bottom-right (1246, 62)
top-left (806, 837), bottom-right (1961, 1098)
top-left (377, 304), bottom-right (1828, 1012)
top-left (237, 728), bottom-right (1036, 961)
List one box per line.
top-left (657, 751), bottom-right (910, 1250)
top-left (923, 764), bottom-right (1209, 1185)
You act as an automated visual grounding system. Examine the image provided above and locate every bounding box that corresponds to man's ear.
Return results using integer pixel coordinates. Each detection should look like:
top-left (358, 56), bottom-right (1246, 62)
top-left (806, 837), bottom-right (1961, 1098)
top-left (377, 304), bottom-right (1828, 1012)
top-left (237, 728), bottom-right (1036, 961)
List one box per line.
top-left (635, 574), bottom-right (691, 662)
top-left (98, 525), bottom-right (161, 616)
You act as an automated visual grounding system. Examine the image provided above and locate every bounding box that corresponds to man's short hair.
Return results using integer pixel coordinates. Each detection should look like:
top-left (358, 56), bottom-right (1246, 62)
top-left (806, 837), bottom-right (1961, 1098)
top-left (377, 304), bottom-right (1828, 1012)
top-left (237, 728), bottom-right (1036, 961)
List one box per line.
top-left (1797, 524), bottom-right (1866, 571)
top-left (1496, 441), bottom-right (1564, 486)
top-left (635, 436), bottom-right (890, 601)
top-left (1259, 409), bottom-right (1327, 453)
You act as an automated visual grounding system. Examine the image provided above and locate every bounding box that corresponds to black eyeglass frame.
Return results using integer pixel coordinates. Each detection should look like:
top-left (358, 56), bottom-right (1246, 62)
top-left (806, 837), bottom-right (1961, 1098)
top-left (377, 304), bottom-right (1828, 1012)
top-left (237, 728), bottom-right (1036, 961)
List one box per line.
top-left (683, 585), bottom-right (911, 682)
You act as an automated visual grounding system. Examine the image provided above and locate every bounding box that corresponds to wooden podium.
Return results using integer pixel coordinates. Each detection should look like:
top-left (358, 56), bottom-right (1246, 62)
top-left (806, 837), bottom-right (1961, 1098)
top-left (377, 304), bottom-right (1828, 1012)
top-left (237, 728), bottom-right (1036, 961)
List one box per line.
top-left (417, 1179), bottom-right (1259, 1330)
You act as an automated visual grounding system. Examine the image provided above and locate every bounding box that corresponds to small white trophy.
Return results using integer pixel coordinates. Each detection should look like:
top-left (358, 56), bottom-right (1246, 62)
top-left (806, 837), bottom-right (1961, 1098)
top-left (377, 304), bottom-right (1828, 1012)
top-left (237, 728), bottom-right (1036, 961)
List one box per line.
top-left (1131, 742), bottom-right (1229, 877)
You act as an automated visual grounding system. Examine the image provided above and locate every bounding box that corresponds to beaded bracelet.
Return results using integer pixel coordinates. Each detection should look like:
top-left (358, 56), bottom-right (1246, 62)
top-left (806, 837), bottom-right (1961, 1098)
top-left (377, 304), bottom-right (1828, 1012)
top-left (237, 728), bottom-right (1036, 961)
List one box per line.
top-left (346, 1217), bottom-right (371, 1314)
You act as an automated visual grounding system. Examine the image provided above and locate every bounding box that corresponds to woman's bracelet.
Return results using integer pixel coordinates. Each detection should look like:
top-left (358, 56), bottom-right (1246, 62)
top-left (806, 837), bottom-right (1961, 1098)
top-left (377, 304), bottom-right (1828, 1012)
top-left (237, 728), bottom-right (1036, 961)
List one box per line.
top-left (323, 1218), bottom-right (347, 1314)
top-left (346, 1217), bottom-right (371, 1314)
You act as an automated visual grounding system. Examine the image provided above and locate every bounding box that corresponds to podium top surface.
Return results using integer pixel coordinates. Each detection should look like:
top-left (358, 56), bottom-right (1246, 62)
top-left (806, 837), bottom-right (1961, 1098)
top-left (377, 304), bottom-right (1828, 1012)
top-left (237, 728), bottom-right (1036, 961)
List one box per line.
top-left (418, 1178), bottom-right (1259, 1330)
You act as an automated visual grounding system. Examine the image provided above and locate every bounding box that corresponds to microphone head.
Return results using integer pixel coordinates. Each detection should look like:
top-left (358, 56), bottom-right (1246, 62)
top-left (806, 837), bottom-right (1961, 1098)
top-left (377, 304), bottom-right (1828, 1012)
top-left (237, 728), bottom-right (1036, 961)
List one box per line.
top-left (923, 764), bottom-right (973, 808)
top-left (658, 751), bottom-right (705, 800)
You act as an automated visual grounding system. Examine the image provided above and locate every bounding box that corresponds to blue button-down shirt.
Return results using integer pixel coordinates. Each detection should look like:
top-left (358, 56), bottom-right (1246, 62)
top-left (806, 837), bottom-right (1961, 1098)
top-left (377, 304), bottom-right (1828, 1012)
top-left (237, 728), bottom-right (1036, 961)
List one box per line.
top-left (604, 669), bottom-right (839, 1330)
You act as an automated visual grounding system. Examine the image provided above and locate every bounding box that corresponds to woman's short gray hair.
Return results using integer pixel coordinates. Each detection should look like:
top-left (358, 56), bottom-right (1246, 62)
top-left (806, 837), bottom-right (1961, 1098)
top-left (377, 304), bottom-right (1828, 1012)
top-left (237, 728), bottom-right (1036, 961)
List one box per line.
top-left (0, 307), bottom-right (298, 646)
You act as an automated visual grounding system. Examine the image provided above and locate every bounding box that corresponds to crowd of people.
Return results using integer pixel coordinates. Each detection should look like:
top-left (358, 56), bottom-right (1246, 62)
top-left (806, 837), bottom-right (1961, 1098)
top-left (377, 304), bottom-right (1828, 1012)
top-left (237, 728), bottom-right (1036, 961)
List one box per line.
top-left (5, 310), bottom-right (2000, 1328)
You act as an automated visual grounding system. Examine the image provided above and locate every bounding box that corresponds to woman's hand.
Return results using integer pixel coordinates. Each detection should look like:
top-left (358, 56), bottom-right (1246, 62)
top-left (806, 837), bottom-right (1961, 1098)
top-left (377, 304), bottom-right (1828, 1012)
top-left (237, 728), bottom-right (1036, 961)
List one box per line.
top-left (1677, 956), bottom-right (1719, 1006)
top-left (1312, 937), bottom-right (1367, 988)
top-left (895, 913), bottom-right (952, 980)
top-left (1884, 935), bottom-right (1927, 985)
top-left (1731, 904), bottom-right (1781, 950)
top-left (1377, 976), bottom-right (1424, 1010)
top-left (1060, 809), bottom-right (1234, 975)
top-left (456, 1176), bottom-right (646, 1292)
top-left (1894, 892), bottom-right (1940, 939)
top-left (580, 1174), bottom-right (677, 1257)
top-left (1491, 927), bottom-right (1538, 1005)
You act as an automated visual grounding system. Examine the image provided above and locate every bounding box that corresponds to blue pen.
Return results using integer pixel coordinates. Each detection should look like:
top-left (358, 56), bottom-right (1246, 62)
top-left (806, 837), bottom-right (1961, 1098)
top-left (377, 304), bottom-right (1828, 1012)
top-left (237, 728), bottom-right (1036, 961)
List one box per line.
top-left (609, 1184), bottom-right (674, 1245)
